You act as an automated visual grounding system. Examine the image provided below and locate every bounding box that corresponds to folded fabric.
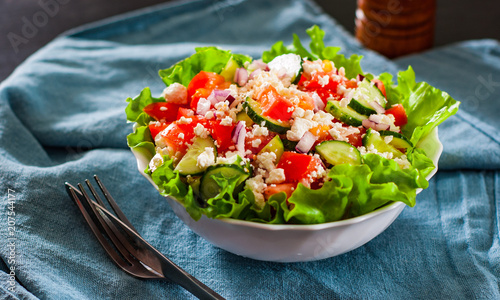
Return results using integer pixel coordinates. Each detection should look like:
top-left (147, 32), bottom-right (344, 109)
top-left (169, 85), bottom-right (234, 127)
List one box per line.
top-left (0, 0), bottom-right (498, 299)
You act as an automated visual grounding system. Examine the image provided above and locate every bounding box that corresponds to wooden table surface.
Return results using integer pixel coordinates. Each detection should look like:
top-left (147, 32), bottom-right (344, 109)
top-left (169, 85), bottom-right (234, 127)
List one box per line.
top-left (1, 0), bottom-right (499, 82)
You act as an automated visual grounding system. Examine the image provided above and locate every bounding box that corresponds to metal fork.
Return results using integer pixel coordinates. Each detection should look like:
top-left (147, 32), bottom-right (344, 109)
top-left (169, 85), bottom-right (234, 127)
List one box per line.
top-left (65, 175), bottom-right (225, 300)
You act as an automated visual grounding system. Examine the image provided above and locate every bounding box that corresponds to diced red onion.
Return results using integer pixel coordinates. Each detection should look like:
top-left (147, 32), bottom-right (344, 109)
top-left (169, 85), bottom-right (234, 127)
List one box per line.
top-left (196, 97), bottom-right (211, 115)
top-left (248, 59), bottom-right (269, 71)
top-left (356, 74), bottom-right (365, 82)
top-left (312, 93), bottom-right (325, 112)
top-left (234, 68), bottom-right (248, 87)
top-left (369, 101), bottom-right (386, 114)
top-left (362, 119), bottom-right (390, 131)
top-left (232, 121), bottom-right (246, 143)
top-left (295, 131), bottom-right (317, 154)
top-left (209, 89), bottom-right (232, 105)
top-left (235, 123), bottom-right (246, 156)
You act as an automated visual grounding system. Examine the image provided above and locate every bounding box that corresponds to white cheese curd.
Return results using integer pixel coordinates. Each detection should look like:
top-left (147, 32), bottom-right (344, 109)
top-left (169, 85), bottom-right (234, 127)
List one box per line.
top-left (196, 147), bottom-right (215, 169)
top-left (328, 123), bottom-right (360, 142)
top-left (267, 168), bottom-right (286, 184)
top-left (268, 53), bottom-right (302, 86)
top-left (193, 123), bottom-right (209, 138)
top-left (369, 114), bottom-right (400, 132)
top-left (244, 175), bottom-right (267, 208)
top-left (148, 153), bottom-right (164, 173)
top-left (286, 117), bottom-right (317, 141)
top-left (162, 82), bottom-right (188, 105)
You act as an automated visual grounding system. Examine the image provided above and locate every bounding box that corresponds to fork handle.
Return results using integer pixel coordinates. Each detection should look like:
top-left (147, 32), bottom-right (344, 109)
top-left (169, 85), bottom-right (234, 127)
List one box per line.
top-left (157, 258), bottom-right (225, 300)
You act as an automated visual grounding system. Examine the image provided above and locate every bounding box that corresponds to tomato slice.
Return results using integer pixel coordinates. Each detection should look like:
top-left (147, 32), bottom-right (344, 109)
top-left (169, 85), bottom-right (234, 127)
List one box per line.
top-left (143, 102), bottom-right (181, 122)
top-left (148, 122), bottom-right (169, 139)
top-left (209, 119), bottom-right (235, 152)
top-left (276, 152), bottom-right (322, 183)
top-left (244, 131), bottom-right (276, 155)
top-left (345, 126), bottom-right (366, 147)
top-left (298, 71), bottom-right (346, 104)
top-left (385, 104), bottom-right (408, 127)
top-left (157, 116), bottom-right (207, 156)
top-left (264, 183), bottom-right (297, 200)
top-left (187, 71), bottom-right (227, 110)
top-left (177, 107), bottom-right (195, 119)
top-left (297, 93), bottom-right (315, 110)
top-left (190, 88), bottom-right (212, 111)
top-left (258, 86), bottom-right (294, 122)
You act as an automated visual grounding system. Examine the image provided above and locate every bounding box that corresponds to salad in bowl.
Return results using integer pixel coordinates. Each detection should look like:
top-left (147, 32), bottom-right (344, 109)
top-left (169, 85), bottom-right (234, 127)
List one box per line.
top-left (125, 26), bottom-right (459, 259)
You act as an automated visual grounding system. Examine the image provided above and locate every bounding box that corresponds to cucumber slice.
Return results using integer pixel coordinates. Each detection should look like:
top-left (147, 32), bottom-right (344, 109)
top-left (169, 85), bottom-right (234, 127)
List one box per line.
top-left (326, 100), bottom-right (368, 127)
top-left (258, 135), bottom-right (284, 161)
top-left (362, 128), bottom-right (404, 158)
top-left (347, 78), bottom-right (388, 115)
top-left (243, 98), bottom-right (291, 134)
top-left (200, 164), bottom-right (250, 200)
top-left (348, 99), bottom-right (377, 116)
top-left (315, 140), bottom-right (361, 165)
top-left (378, 130), bottom-right (413, 150)
top-left (187, 175), bottom-right (202, 197)
top-left (281, 138), bottom-right (298, 151)
top-left (236, 110), bottom-right (255, 127)
top-left (220, 56), bottom-right (242, 82)
top-left (268, 53), bottom-right (303, 84)
top-left (174, 137), bottom-right (217, 176)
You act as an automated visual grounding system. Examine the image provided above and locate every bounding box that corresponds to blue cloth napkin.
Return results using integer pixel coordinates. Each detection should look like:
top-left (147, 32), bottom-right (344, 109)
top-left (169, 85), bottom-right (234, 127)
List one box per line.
top-left (0, 0), bottom-right (499, 299)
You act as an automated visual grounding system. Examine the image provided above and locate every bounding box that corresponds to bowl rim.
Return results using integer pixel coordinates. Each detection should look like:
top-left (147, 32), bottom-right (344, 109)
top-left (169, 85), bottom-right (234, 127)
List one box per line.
top-left (133, 127), bottom-right (442, 232)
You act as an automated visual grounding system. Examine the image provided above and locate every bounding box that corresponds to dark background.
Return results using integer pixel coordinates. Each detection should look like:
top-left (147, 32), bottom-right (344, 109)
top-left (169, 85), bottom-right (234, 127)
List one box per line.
top-left (1, 0), bottom-right (500, 82)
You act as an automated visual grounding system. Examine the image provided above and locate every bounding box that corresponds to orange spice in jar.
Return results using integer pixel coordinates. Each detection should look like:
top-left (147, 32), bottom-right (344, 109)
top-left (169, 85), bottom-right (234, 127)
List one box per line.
top-left (355, 0), bottom-right (436, 58)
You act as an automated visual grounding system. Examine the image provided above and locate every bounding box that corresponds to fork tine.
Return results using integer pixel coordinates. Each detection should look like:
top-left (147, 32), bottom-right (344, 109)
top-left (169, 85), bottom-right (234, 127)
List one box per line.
top-left (65, 183), bottom-right (130, 269)
top-left (85, 179), bottom-right (106, 208)
top-left (75, 182), bottom-right (161, 279)
top-left (93, 175), bottom-right (138, 233)
top-left (66, 182), bottom-right (160, 279)
top-left (76, 183), bottom-right (138, 265)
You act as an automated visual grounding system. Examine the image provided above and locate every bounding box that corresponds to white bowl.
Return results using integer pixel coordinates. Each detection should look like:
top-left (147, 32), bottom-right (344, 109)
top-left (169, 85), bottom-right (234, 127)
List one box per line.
top-left (132, 128), bottom-right (442, 262)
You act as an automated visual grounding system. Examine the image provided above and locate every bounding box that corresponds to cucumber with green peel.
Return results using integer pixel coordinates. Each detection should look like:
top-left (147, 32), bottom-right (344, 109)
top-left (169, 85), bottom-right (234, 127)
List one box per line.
top-left (174, 137), bottom-right (217, 176)
top-left (243, 98), bottom-right (291, 134)
top-left (258, 135), bottom-right (285, 161)
top-left (281, 138), bottom-right (298, 151)
top-left (326, 100), bottom-right (368, 127)
top-left (200, 164), bottom-right (250, 201)
top-left (220, 55), bottom-right (243, 82)
top-left (348, 99), bottom-right (377, 116)
top-left (315, 140), bottom-right (361, 166)
top-left (236, 110), bottom-right (255, 127)
top-left (378, 130), bottom-right (413, 150)
top-left (347, 78), bottom-right (388, 115)
top-left (362, 128), bottom-right (404, 158)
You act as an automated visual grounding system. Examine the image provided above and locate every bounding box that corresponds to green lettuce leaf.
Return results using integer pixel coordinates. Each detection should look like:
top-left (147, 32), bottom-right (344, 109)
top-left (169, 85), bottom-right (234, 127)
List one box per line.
top-left (383, 66), bottom-right (460, 145)
top-left (159, 47), bottom-right (251, 87)
top-left (125, 87), bottom-right (164, 126)
top-left (283, 176), bottom-right (352, 224)
top-left (127, 125), bottom-right (155, 158)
